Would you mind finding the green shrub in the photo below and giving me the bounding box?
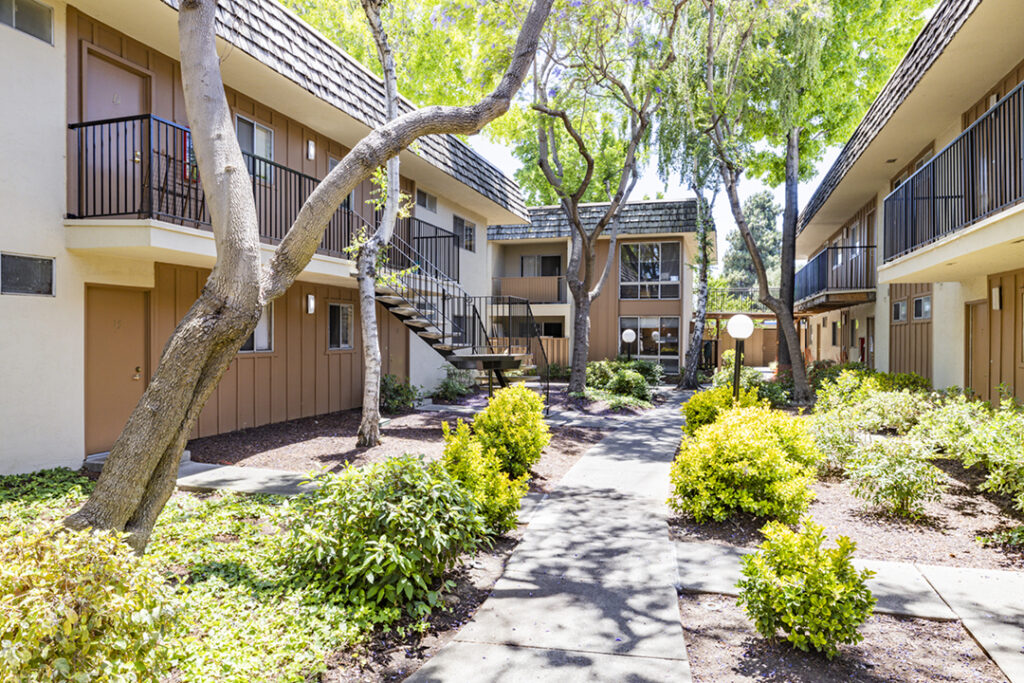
[847,438,946,518]
[712,349,764,392]
[441,419,528,534]
[738,518,875,659]
[757,380,791,408]
[284,455,485,617]
[807,361,873,392]
[808,411,863,474]
[874,371,931,393]
[669,406,820,523]
[855,390,932,434]
[964,400,1024,511]
[815,370,877,413]
[607,368,651,401]
[473,384,550,479]
[911,394,991,459]
[0,523,176,681]
[681,384,763,437]
[617,357,665,385]
[587,358,664,389]
[543,362,571,380]
[585,359,617,389]
[433,366,476,403]
[380,374,418,414]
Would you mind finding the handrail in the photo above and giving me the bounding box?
[795,245,876,302]
[705,287,779,314]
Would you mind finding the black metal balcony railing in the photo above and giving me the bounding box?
[68,114,459,280]
[884,81,1024,261]
[705,287,779,314]
[795,246,876,302]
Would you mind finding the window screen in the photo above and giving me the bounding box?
[913,295,931,320]
[328,303,353,349]
[1,253,54,295]
[1,0,53,43]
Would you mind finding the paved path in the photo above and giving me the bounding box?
[675,539,1024,682]
[408,394,692,683]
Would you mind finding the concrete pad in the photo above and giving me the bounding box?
[918,564,1024,682]
[525,487,669,539]
[406,641,691,683]
[505,530,677,584]
[175,465,313,496]
[455,571,687,661]
[674,540,957,621]
[517,490,547,525]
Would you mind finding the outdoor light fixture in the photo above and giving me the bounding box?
[621,328,637,361]
[307,139,316,160]
[992,287,1002,310]
[306,293,316,315]
[726,314,754,401]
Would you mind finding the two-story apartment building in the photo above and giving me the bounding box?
[798,0,1024,403]
[0,0,528,474]
[489,200,703,374]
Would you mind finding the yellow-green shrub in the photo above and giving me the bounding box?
[669,407,820,523]
[442,419,528,534]
[0,523,175,682]
[682,385,763,436]
[473,384,550,479]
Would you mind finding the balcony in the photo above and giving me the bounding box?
[705,287,779,316]
[884,82,1024,263]
[795,246,876,312]
[67,114,459,280]
[492,275,567,304]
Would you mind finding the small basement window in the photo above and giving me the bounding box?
[328,302,353,350]
[240,304,273,352]
[0,253,54,295]
[0,0,53,44]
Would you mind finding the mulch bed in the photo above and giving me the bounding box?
[679,593,1007,683]
[670,461,1024,571]
[434,384,666,416]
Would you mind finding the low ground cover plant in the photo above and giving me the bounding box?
[473,384,550,478]
[961,398,1024,511]
[606,368,651,402]
[681,384,762,436]
[808,410,864,475]
[587,358,663,391]
[432,365,476,403]
[855,389,932,435]
[738,518,875,659]
[542,362,571,380]
[380,374,419,413]
[910,392,991,459]
[669,406,820,523]
[847,437,946,518]
[441,419,528,534]
[712,350,790,407]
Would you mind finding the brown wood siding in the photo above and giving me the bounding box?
[889,283,932,379]
[819,199,877,252]
[588,237,685,363]
[151,263,408,440]
[975,268,1024,403]
[963,58,1024,128]
[66,7,410,227]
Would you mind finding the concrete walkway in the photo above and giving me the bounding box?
[408,394,692,683]
[675,539,1024,682]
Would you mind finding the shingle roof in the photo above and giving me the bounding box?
[160,0,527,220]
[798,0,981,232]
[488,200,698,240]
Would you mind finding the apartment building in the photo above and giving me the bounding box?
[798,0,1024,402]
[0,0,529,474]
[488,200,702,374]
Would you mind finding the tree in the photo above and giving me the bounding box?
[490,0,685,394]
[63,0,554,551]
[722,190,780,289]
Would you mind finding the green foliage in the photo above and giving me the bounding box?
[807,360,871,392]
[669,406,820,523]
[681,384,763,437]
[808,410,863,475]
[543,362,572,380]
[757,380,792,409]
[473,384,550,479]
[284,455,486,617]
[855,390,933,435]
[712,349,765,392]
[586,359,618,389]
[847,438,946,519]
[433,365,476,403]
[575,387,654,411]
[607,368,652,402]
[814,369,877,413]
[616,357,665,385]
[960,400,1024,511]
[0,523,176,682]
[910,393,991,460]
[722,190,781,288]
[873,371,932,393]
[738,518,875,659]
[380,373,418,414]
[441,419,528,534]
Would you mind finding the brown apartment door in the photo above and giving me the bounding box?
[84,50,150,120]
[966,300,990,401]
[85,286,149,455]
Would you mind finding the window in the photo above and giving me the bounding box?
[0,0,53,43]
[619,316,680,373]
[892,300,907,323]
[0,253,54,295]
[328,303,353,350]
[416,190,437,212]
[236,116,274,182]
[913,295,932,320]
[542,321,563,337]
[831,321,839,346]
[327,158,354,210]
[240,304,273,352]
[619,242,680,299]
[453,215,476,252]
[521,255,561,277]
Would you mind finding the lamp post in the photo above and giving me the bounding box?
[621,329,637,361]
[726,314,754,401]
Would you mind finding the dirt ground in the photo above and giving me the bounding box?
[679,593,1007,683]
[670,460,1024,570]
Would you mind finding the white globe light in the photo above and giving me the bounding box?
[621,329,637,344]
[651,331,661,342]
[727,314,755,340]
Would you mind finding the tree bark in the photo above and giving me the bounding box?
[567,237,595,395]
[681,197,711,389]
[64,0,555,551]
[777,126,800,374]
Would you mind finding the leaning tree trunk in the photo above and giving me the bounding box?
[681,200,711,389]
[777,127,800,375]
[63,0,555,551]
[568,286,593,395]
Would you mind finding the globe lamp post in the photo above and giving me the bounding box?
[726,314,755,401]
[621,328,637,361]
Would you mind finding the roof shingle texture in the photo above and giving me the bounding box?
[798,0,981,232]
[161,0,527,220]
[489,200,698,240]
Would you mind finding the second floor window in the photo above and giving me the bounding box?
[416,190,437,212]
[236,116,274,182]
[521,255,561,277]
[453,215,476,252]
[619,242,680,299]
[1,0,53,44]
